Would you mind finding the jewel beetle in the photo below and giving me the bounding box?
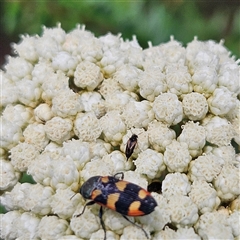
[125,133,138,161]
[74,172,157,239]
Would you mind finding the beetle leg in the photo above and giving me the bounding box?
[74,200,95,217]
[122,215,149,239]
[99,206,106,240]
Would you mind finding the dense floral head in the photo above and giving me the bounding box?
[0,24,239,239]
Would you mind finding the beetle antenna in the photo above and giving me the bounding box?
[74,201,95,218]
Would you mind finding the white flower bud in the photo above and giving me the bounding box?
[10,142,40,172]
[13,35,38,62]
[79,37,103,62]
[165,61,192,96]
[182,92,208,120]
[178,121,206,157]
[31,60,55,85]
[158,36,186,63]
[103,209,133,234]
[228,211,240,237]
[120,225,149,240]
[208,87,236,116]
[16,212,41,239]
[81,91,105,114]
[195,211,233,239]
[0,118,23,151]
[52,51,78,72]
[71,207,100,238]
[0,74,18,107]
[91,229,118,240]
[104,91,139,112]
[213,164,240,202]
[100,48,124,76]
[100,110,126,146]
[36,215,72,239]
[74,61,103,90]
[189,180,221,213]
[188,153,223,182]
[2,104,33,128]
[138,66,167,101]
[0,210,22,239]
[50,155,80,191]
[34,103,54,123]
[1,182,54,215]
[16,78,42,107]
[102,151,132,173]
[62,139,90,170]
[122,100,154,128]
[4,56,33,81]
[51,188,82,219]
[89,139,112,160]
[162,173,191,198]
[218,61,240,94]
[45,116,73,144]
[52,89,83,118]
[99,78,122,99]
[152,93,183,125]
[28,152,53,185]
[23,123,49,151]
[134,149,165,179]
[74,112,102,142]
[192,66,218,97]
[167,195,199,227]
[41,70,69,103]
[0,159,20,190]
[35,35,60,60]
[42,24,66,44]
[148,121,176,152]
[203,116,235,146]
[113,64,142,92]
[164,140,192,173]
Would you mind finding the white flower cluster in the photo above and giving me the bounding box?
[1,24,239,239]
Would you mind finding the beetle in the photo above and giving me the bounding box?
[125,133,138,161]
[74,172,157,239]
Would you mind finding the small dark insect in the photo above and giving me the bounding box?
[125,133,138,161]
[74,172,157,240]
[147,181,162,194]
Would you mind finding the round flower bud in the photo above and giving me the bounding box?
[45,117,73,144]
[152,93,183,126]
[74,112,102,142]
[182,92,208,120]
[74,61,103,90]
[164,140,192,173]
[0,159,20,190]
[10,142,40,172]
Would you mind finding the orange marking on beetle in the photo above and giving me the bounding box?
[138,189,149,199]
[101,176,110,183]
[91,189,102,199]
[128,201,145,216]
[106,193,121,211]
[115,181,128,191]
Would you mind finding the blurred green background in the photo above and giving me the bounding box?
[0,0,239,66]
